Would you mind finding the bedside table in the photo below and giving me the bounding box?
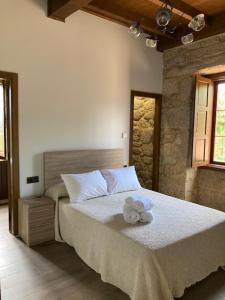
[18,196,55,246]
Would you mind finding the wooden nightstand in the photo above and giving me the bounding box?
[18,196,55,246]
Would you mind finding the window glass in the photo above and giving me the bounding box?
[213,82,225,163]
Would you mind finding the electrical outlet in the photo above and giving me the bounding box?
[27,176,39,184]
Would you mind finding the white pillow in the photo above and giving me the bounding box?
[61,170,108,203]
[101,166,141,194]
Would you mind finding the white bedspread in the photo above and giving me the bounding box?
[55,188,225,300]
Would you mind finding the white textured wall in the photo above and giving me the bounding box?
[0,0,163,196]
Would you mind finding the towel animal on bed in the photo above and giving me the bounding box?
[123,194,153,224]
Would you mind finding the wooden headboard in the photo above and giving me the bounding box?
[44,149,124,190]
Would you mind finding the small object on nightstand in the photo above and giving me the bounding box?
[18,196,55,246]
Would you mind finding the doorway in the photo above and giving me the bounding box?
[0,71,19,235]
[129,91,161,191]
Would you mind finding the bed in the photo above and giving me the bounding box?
[44,149,225,300]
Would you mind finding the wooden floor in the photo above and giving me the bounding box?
[0,205,225,300]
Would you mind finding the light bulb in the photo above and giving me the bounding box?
[155,7,172,27]
[181,33,194,45]
[146,37,158,48]
[128,22,142,38]
[188,14,205,32]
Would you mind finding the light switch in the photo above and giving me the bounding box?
[27,176,39,184]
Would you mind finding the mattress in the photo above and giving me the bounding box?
[57,188,225,300]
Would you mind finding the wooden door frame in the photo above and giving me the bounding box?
[129,90,161,191]
[0,71,19,235]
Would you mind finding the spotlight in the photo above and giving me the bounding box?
[188,14,205,32]
[128,22,143,38]
[155,5,172,27]
[181,33,194,45]
[145,36,158,48]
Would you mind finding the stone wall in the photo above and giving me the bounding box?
[160,33,225,212]
[132,97,155,189]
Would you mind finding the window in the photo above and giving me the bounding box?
[192,75,225,168]
[212,82,225,164]
[0,82,6,159]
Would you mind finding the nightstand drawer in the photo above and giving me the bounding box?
[29,219,54,232]
[29,206,54,223]
[29,228,55,246]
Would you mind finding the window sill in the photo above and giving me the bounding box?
[200,164,225,172]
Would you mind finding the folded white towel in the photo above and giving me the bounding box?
[140,211,153,223]
[125,194,153,213]
[123,208,140,224]
[123,203,140,224]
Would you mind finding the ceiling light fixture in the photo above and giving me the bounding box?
[128,3,206,49]
[188,14,205,32]
[128,22,143,38]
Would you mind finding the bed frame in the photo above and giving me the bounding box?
[44,149,124,190]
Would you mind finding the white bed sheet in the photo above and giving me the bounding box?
[57,188,225,300]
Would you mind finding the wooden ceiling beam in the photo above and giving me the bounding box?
[48,0,93,22]
[82,0,175,40]
[158,12,225,51]
[148,0,201,21]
